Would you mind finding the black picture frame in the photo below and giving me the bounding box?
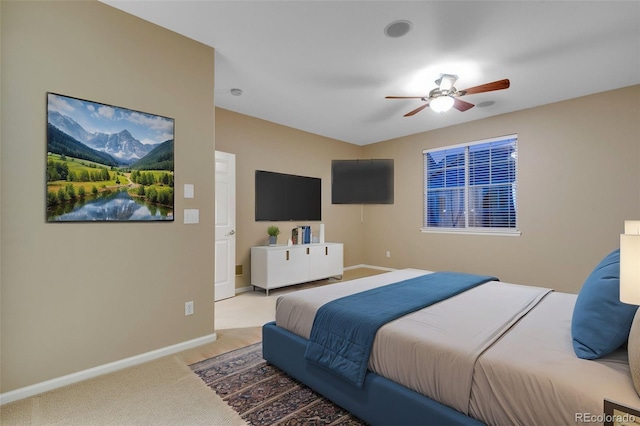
[603,399,640,426]
[46,93,175,222]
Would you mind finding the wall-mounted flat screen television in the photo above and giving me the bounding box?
[331,159,394,204]
[255,170,321,221]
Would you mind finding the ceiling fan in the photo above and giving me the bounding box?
[386,74,510,116]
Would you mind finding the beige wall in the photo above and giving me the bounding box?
[214,108,364,289]
[1,1,215,393]
[362,86,640,293]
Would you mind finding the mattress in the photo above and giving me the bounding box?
[274,269,640,426]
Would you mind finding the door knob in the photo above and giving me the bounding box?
[227,230,235,236]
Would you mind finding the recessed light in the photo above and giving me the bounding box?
[384,20,412,38]
[230,88,243,96]
[476,101,495,108]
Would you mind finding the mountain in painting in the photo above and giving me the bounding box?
[48,111,155,165]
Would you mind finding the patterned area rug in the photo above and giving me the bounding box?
[190,342,367,426]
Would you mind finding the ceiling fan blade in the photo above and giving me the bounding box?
[386,96,427,99]
[453,98,474,112]
[404,103,429,117]
[460,79,510,95]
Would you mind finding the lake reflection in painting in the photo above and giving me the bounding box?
[49,191,173,222]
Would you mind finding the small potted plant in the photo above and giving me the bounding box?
[267,225,280,245]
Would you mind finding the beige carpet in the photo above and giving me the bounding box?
[1,267,386,425]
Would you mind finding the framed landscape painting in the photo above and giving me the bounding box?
[46,93,174,222]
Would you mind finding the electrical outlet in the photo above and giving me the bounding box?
[386,251,391,258]
[185,301,194,316]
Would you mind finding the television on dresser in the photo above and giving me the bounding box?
[331,159,394,204]
[255,170,322,221]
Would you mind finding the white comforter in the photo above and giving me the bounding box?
[274,269,640,426]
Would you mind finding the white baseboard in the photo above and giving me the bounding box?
[344,264,396,272]
[0,332,218,406]
[236,285,254,294]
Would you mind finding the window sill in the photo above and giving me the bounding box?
[420,227,521,237]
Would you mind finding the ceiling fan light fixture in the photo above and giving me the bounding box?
[430,95,455,113]
[436,74,457,92]
[386,77,509,117]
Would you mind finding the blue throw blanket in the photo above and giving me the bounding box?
[304,271,498,388]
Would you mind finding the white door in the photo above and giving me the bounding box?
[214,151,236,301]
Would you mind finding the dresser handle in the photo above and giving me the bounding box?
[286,250,289,261]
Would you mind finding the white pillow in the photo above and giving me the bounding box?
[628,308,640,397]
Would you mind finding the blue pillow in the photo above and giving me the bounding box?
[572,249,638,359]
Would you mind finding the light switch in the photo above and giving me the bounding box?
[184,184,194,199]
[184,209,199,224]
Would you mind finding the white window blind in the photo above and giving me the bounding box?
[423,134,519,235]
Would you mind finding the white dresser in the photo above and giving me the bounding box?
[250,243,343,295]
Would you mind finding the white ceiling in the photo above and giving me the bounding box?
[101,1,640,146]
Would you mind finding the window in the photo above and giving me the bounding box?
[423,134,519,235]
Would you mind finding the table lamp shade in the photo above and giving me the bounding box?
[620,221,640,397]
[621,220,640,305]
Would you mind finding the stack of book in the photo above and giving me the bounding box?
[291,226,311,244]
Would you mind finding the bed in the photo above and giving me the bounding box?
[262,261,640,426]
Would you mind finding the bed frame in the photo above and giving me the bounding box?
[262,321,484,426]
